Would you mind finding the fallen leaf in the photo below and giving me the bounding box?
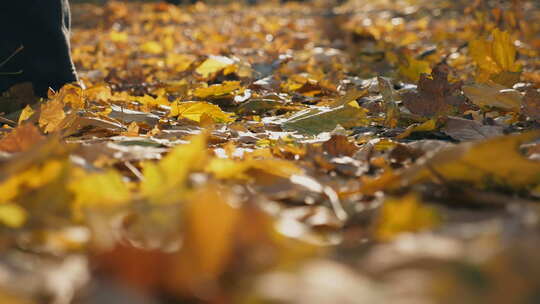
[398,55,431,83]
[283,104,369,135]
[18,105,35,124]
[141,133,208,203]
[195,56,234,79]
[0,123,44,153]
[375,193,440,241]
[182,185,242,279]
[401,64,467,117]
[322,135,358,157]
[442,116,503,141]
[396,119,437,139]
[69,169,131,219]
[399,131,540,189]
[169,101,235,123]
[378,77,399,128]
[469,28,521,85]
[462,82,522,111]
[521,88,540,121]
[193,81,241,99]
[39,99,66,133]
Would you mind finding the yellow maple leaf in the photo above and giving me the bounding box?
[375,194,440,241]
[169,101,235,123]
[39,99,66,133]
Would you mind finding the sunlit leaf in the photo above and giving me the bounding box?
[192,81,241,99]
[195,56,234,79]
[169,101,235,123]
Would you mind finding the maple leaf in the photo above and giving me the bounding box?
[39,99,66,133]
[169,101,235,123]
[401,64,467,117]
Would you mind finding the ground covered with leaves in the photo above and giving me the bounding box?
[1,0,540,303]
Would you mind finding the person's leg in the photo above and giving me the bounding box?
[0,0,78,97]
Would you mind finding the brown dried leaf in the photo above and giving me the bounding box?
[401,64,467,117]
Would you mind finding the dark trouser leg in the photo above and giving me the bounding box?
[0,0,78,98]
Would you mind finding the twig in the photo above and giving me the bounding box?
[0,116,17,127]
[0,45,24,69]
